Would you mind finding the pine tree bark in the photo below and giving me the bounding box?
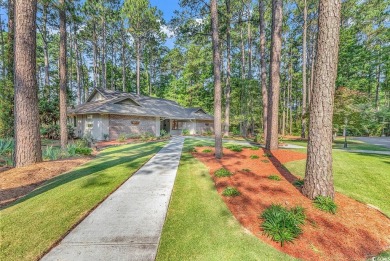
[42,2,50,96]
[303,0,341,200]
[210,0,222,159]
[59,0,68,149]
[223,0,231,137]
[301,0,308,138]
[266,0,283,150]
[121,21,126,92]
[0,14,5,79]
[136,37,141,95]
[101,17,107,89]
[93,23,98,89]
[74,25,82,105]
[259,0,268,142]
[14,0,42,167]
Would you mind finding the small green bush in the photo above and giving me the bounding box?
[202,149,212,153]
[250,155,259,159]
[214,168,232,177]
[195,144,204,147]
[75,147,93,156]
[117,133,127,142]
[261,159,270,163]
[222,187,241,197]
[313,196,337,214]
[263,153,273,157]
[260,204,305,246]
[242,168,251,172]
[185,146,197,153]
[43,146,61,161]
[250,146,259,150]
[254,134,264,143]
[293,179,304,188]
[268,175,281,181]
[225,144,243,152]
[66,143,77,157]
[182,129,190,135]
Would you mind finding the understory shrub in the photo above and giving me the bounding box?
[263,153,273,157]
[268,175,281,181]
[260,204,306,246]
[250,146,260,150]
[117,133,127,142]
[224,144,243,152]
[202,149,212,153]
[75,147,93,156]
[313,196,337,214]
[182,129,190,135]
[214,168,232,177]
[0,138,14,166]
[185,146,197,153]
[222,187,241,197]
[141,132,155,141]
[254,133,264,143]
[293,179,304,188]
[250,155,259,159]
[43,146,61,161]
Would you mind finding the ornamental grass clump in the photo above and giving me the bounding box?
[313,196,337,214]
[222,187,240,197]
[250,155,259,159]
[260,204,306,246]
[214,168,232,177]
[268,175,281,181]
[293,179,304,188]
[202,149,212,153]
[224,144,243,152]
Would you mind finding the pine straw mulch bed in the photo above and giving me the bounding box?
[192,147,390,261]
[0,157,92,208]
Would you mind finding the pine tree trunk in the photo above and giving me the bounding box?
[266,0,283,150]
[0,14,6,79]
[301,0,308,138]
[259,0,268,142]
[14,0,42,167]
[223,0,231,137]
[375,64,381,111]
[101,17,106,89]
[303,0,341,200]
[136,37,140,95]
[93,23,98,89]
[121,21,126,92]
[59,0,68,149]
[74,25,82,105]
[210,0,222,159]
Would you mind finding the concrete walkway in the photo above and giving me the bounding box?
[41,137,184,261]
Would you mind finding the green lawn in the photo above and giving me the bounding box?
[0,141,166,261]
[284,151,390,216]
[156,140,294,261]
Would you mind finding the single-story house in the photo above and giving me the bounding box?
[68,88,214,140]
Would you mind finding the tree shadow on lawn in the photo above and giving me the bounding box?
[1,143,165,210]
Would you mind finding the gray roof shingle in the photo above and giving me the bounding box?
[68,89,214,120]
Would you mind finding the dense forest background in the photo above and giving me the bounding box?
[0,0,389,139]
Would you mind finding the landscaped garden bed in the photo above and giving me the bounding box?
[192,146,390,260]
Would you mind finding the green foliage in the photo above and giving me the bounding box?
[75,147,93,156]
[293,179,304,188]
[224,144,243,152]
[182,129,190,135]
[214,168,232,178]
[222,187,241,197]
[195,144,204,147]
[313,196,337,214]
[268,175,281,181]
[43,146,61,161]
[160,129,169,138]
[254,134,264,143]
[0,138,14,166]
[260,204,305,246]
[66,143,77,157]
[118,133,127,142]
[202,149,212,153]
[250,146,260,150]
[263,153,273,157]
[242,168,251,172]
[250,155,259,159]
[141,132,155,141]
[103,134,109,141]
[185,146,197,153]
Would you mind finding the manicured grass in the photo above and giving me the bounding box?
[156,141,294,261]
[0,141,166,261]
[284,151,390,216]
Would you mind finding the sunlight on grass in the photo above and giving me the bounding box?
[284,151,390,216]
[0,141,166,261]
[156,140,294,261]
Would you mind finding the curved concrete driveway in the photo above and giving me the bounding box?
[41,137,184,261]
[353,137,390,149]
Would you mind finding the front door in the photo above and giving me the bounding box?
[161,119,170,134]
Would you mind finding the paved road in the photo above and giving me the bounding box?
[41,137,184,261]
[353,137,390,149]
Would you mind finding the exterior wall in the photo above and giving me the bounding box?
[74,114,108,141]
[195,120,214,134]
[109,115,158,140]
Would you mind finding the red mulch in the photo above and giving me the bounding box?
[193,147,390,261]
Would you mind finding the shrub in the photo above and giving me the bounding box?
[232,128,240,136]
[250,155,259,159]
[222,187,241,197]
[0,138,14,166]
[214,168,232,177]
[242,168,251,172]
[293,179,304,188]
[103,134,109,141]
[195,144,204,147]
[66,143,77,157]
[185,146,197,153]
[263,153,273,158]
[118,133,127,142]
[203,130,213,136]
[202,149,212,153]
[160,129,169,138]
[278,136,284,144]
[225,144,243,152]
[313,196,337,214]
[268,175,281,181]
[82,133,95,147]
[250,146,259,150]
[75,147,93,156]
[260,204,305,246]
[43,146,61,161]
[254,133,264,143]
[141,132,155,141]
[182,129,190,135]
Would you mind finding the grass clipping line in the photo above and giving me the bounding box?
[260,204,306,247]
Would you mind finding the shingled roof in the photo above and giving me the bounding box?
[68,88,214,120]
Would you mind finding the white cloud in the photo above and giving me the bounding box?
[161,25,175,38]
